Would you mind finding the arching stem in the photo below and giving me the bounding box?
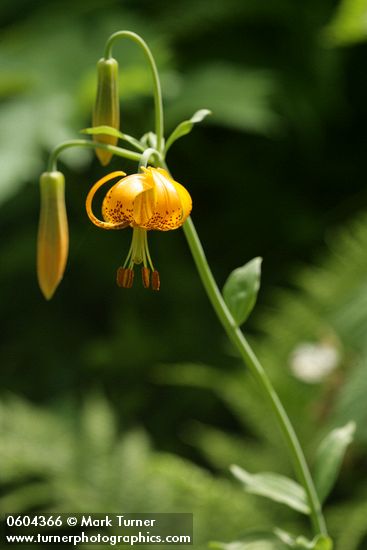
[47,139,141,172]
[104,31,164,155]
[138,147,161,171]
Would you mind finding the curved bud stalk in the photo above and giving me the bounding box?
[37,172,69,300]
[93,57,120,165]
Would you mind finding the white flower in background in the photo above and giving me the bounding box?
[289,341,340,383]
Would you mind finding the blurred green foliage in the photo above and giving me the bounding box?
[1,0,367,549]
[324,0,367,45]
[0,395,272,549]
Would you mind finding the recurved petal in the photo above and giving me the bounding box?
[37,171,69,300]
[86,171,129,229]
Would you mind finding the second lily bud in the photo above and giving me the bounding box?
[37,171,69,300]
[93,57,120,166]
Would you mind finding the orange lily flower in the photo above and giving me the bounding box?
[86,166,192,289]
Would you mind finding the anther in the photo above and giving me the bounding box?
[141,267,150,289]
[116,267,134,288]
[151,270,160,291]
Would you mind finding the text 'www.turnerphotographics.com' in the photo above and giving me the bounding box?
[3,513,193,546]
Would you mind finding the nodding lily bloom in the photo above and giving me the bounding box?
[86,166,192,290]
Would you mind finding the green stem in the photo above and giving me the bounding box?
[104,31,164,155]
[181,215,327,536]
[47,139,141,172]
[138,147,161,171]
[158,153,326,537]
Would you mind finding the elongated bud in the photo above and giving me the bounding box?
[93,57,120,166]
[37,172,69,300]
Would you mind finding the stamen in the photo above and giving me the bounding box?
[151,270,160,291]
[120,229,157,289]
[116,267,134,288]
[141,267,150,288]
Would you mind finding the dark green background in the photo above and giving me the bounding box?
[1,1,367,549]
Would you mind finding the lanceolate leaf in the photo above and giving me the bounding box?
[210,535,281,550]
[313,421,356,503]
[81,126,144,151]
[210,542,278,550]
[223,258,262,326]
[274,528,333,549]
[230,465,310,515]
[306,535,333,550]
[165,109,211,153]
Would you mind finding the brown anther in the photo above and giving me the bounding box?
[116,267,134,288]
[141,267,150,289]
[151,270,160,291]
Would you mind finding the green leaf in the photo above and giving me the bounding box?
[210,542,278,550]
[296,535,333,550]
[323,0,367,46]
[223,257,262,326]
[313,421,356,503]
[210,533,281,550]
[273,528,296,547]
[140,131,159,149]
[231,465,310,514]
[81,125,144,151]
[274,528,333,549]
[165,108,211,153]
[311,536,333,550]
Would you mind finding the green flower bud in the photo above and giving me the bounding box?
[93,57,120,166]
[37,171,69,300]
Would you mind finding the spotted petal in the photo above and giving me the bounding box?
[102,172,155,226]
[139,167,192,231]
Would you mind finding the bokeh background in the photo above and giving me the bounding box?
[1,0,367,548]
